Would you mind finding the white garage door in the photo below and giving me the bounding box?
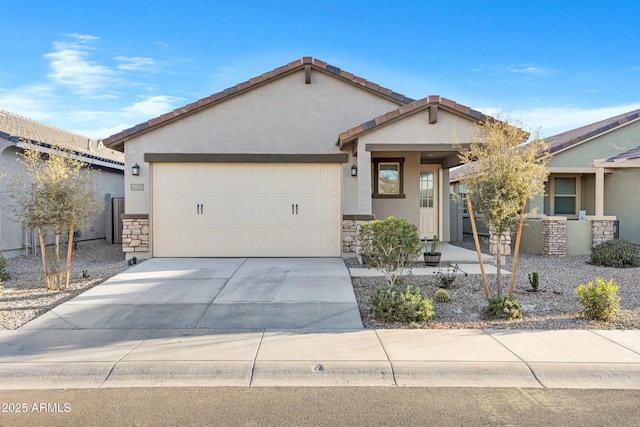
[152,163,342,257]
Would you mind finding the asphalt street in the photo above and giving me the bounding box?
[1,387,639,426]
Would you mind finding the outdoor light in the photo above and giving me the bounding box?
[351,164,358,177]
[132,163,140,176]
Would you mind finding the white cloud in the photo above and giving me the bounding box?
[122,95,181,117]
[509,66,543,74]
[115,56,158,71]
[0,84,59,121]
[44,35,117,96]
[481,104,640,138]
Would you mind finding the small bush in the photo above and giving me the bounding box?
[437,264,459,288]
[0,250,9,282]
[358,217,422,287]
[370,285,434,322]
[589,239,640,268]
[485,295,523,320]
[434,289,450,303]
[576,278,620,321]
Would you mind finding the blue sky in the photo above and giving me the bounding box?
[1,0,639,140]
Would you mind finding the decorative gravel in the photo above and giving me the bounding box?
[351,239,640,330]
[0,240,131,330]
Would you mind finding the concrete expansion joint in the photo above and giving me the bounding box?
[99,329,156,388]
[482,330,547,388]
[374,329,397,386]
[248,330,266,387]
[589,330,640,357]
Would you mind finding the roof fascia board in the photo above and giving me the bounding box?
[15,140,125,170]
[339,102,485,149]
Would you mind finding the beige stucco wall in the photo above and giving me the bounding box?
[123,69,402,216]
[0,139,124,258]
[370,151,421,227]
[357,108,476,145]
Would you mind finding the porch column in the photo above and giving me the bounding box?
[357,142,372,215]
[595,166,605,216]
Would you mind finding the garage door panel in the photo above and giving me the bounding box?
[153,163,341,257]
[202,165,227,193]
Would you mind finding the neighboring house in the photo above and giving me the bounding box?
[0,110,125,258]
[451,109,640,255]
[103,57,492,259]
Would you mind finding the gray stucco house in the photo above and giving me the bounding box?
[0,110,125,258]
[104,57,493,259]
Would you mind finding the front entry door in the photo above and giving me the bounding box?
[419,168,439,240]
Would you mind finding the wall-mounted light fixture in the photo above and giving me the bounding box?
[132,163,140,176]
[350,164,358,177]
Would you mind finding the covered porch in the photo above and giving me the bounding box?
[338,96,489,253]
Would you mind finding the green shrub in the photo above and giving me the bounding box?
[369,285,434,322]
[359,217,422,286]
[576,278,620,321]
[589,239,640,268]
[485,295,523,320]
[434,289,450,303]
[0,250,9,282]
[437,264,459,288]
[528,272,539,291]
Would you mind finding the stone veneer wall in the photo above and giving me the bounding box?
[122,214,149,254]
[542,216,567,257]
[342,216,373,253]
[591,219,615,246]
[489,228,511,257]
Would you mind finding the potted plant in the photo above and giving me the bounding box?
[424,235,441,266]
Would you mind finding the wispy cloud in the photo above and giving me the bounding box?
[44,34,117,96]
[123,95,181,117]
[508,66,544,74]
[481,104,640,138]
[472,64,555,76]
[115,56,158,71]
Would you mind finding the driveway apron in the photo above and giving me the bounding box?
[20,258,364,330]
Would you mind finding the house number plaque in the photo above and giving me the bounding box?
[130,184,144,191]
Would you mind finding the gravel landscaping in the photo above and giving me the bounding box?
[0,240,130,330]
[351,237,640,330]
[1,237,639,331]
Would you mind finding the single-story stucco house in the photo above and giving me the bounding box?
[103,57,493,259]
[0,110,125,258]
[451,108,640,256]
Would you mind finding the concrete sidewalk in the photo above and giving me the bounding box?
[1,328,639,389]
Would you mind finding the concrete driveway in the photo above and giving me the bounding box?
[22,258,364,330]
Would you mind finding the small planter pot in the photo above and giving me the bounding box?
[424,252,441,267]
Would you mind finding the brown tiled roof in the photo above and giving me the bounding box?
[337,95,491,147]
[606,145,640,162]
[546,109,640,155]
[0,110,124,165]
[103,57,416,150]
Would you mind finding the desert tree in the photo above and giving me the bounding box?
[457,116,549,297]
[8,140,103,289]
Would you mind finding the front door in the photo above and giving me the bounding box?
[419,168,439,240]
